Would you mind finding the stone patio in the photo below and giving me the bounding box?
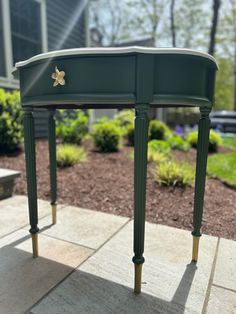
[0,196,235,314]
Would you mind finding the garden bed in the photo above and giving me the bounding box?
[0,140,236,241]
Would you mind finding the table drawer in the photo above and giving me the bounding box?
[20,55,136,102]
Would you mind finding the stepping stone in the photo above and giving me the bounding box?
[0,168,20,200]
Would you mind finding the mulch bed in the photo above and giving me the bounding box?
[0,140,236,241]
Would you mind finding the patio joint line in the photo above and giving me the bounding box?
[26,217,132,313]
[38,232,96,251]
[211,283,236,294]
[76,217,132,269]
[79,217,133,267]
[201,237,220,314]
[0,199,67,241]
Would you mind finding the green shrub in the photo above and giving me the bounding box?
[149,120,172,141]
[148,140,170,163]
[148,151,168,163]
[56,109,88,144]
[114,109,134,128]
[126,123,135,146]
[57,144,87,167]
[148,140,171,154]
[0,89,23,152]
[114,110,135,138]
[154,161,195,187]
[92,121,121,152]
[168,135,190,151]
[187,130,222,152]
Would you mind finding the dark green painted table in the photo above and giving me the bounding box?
[14,47,218,294]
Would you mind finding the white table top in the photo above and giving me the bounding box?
[15,46,218,68]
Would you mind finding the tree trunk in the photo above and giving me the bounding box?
[170,0,176,47]
[208,0,221,56]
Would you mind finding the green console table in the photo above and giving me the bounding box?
[14,47,218,294]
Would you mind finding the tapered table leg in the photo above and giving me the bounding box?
[48,109,57,225]
[23,107,39,257]
[132,104,149,294]
[192,107,211,262]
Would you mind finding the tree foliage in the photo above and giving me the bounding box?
[216,0,236,109]
[215,58,234,110]
[89,0,235,111]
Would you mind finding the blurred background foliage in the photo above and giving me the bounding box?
[90,0,236,111]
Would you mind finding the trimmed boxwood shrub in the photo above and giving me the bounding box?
[92,121,121,152]
[148,139,171,154]
[0,89,23,152]
[126,123,135,146]
[168,134,190,151]
[114,110,134,128]
[56,109,88,144]
[187,130,222,152]
[149,120,172,141]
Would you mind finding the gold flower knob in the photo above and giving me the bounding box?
[51,66,65,87]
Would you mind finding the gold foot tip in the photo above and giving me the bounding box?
[52,204,57,225]
[31,233,39,258]
[192,236,200,263]
[134,263,142,294]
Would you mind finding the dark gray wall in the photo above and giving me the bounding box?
[46,0,86,51]
[34,0,87,138]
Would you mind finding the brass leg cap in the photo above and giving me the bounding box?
[134,264,143,294]
[32,233,38,258]
[52,204,57,225]
[192,236,200,262]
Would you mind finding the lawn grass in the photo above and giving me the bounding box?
[222,137,236,150]
[207,152,236,186]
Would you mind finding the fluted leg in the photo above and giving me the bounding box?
[192,107,211,262]
[48,109,57,225]
[133,104,149,294]
[23,107,39,257]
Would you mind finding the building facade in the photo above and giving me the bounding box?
[0,0,88,137]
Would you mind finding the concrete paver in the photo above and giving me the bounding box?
[30,222,218,314]
[0,228,93,314]
[206,286,236,314]
[213,238,236,291]
[0,196,235,314]
[38,205,129,249]
[0,196,61,238]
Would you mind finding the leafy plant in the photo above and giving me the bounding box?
[149,120,172,141]
[0,89,23,152]
[148,140,170,163]
[148,140,171,154]
[113,110,135,141]
[187,130,222,152]
[114,109,134,128]
[92,121,121,152]
[168,134,190,151]
[126,123,135,146]
[154,161,195,187]
[57,144,87,167]
[56,109,88,144]
[148,150,168,163]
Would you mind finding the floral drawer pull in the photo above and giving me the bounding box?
[51,66,65,87]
